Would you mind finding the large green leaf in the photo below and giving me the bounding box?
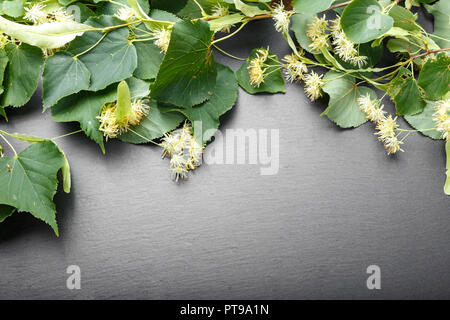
[67,15,138,91]
[418,53,450,101]
[42,52,91,110]
[119,101,185,144]
[0,16,89,49]
[0,49,9,95]
[150,19,216,108]
[0,43,44,108]
[388,5,420,32]
[321,71,374,128]
[292,0,334,14]
[0,204,15,223]
[404,100,443,140]
[341,0,394,44]
[291,13,318,54]
[236,48,285,94]
[0,140,66,235]
[161,64,238,145]
[425,1,450,49]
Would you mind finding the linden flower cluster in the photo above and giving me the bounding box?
[160,123,204,182]
[97,99,150,140]
[24,4,73,24]
[303,71,324,101]
[433,99,450,141]
[306,16,329,52]
[272,3,292,34]
[282,53,308,83]
[153,27,172,53]
[248,48,270,88]
[211,4,229,17]
[115,6,136,22]
[331,19,367,68]
[358,94,403,155]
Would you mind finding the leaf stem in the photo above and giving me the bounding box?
[212,44,247,61]
[409,47,450,60]
[211,21,248,44]
[127,128,161,147]
[0,131,17,157]
[74,32,107,58]
[51,130,83,141]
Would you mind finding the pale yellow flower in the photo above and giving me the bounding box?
[304,71,324,101]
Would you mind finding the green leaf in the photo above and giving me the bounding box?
[1,43,44,108]
[0,16,89,49]
[133,40,164,80]
[418,53,450,101]
[0,204,15,223]
[42,52,91,110]
[445,141,450,195]
[386,36,422,55]
[388,68,426,115]
[208,13,245,32]
[67,15,138,91]
[388,5,421,32]
[150,19,216,108]
[292,0,334,14]
[341,0,394,44]
[321,71,374,128]
[425,0,450,49]
[2,0,25,18]
[119,101,185,144]
[0,140,66,235]
[0,107,7,121]
[233,0,267,17]
[151,0,187,13]
[236,48,285,94]
[115,80,132,124]
[291,13,318,54]
[162,64,238,145]
[404,100,443,140]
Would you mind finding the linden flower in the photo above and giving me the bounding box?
[24,3,48,24]
[115,6,135,22]
[303,71,324,101]
[309,35,329,52]
[211,4,229,17]
[332,31,368,68]
[97,104,120,140]
[272,3,291,33]
[160,123,204,181]
[357,93,386,123]
[375,115,404,154]
[52,8,73,23]
[384,136,404,155]
[306,16,328,40]
[97,99,150,140]
[153,27,171,53]
[0,33,10,49]
[282,54,308,83]
[128,99,150,126]
[248,48,270,88]
[433,99,450,141]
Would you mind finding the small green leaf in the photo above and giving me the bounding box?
[418,53,450,101]
[119,101,185,144]
[42,52,91,110]
[115,80,132,124]
[133,40,164,80]
[388,5,420,32]
[404,101,443,140]
[321,70,374,128]
[0,204,15,223]
[2,0,25,18]
[233,0,267,17]
[150,20,216,108]
[0,131,46,143]
[0,107,7,121]
[0,140,66,235]
[388,68,426,115]
[67,16,138,92]
[236,48,285,94]
[1,43,44,108]
[425,1,450,49]
[445,141,450,195]
[0,49,9,95]
[292,0,334,14]
[341,0,394,44]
